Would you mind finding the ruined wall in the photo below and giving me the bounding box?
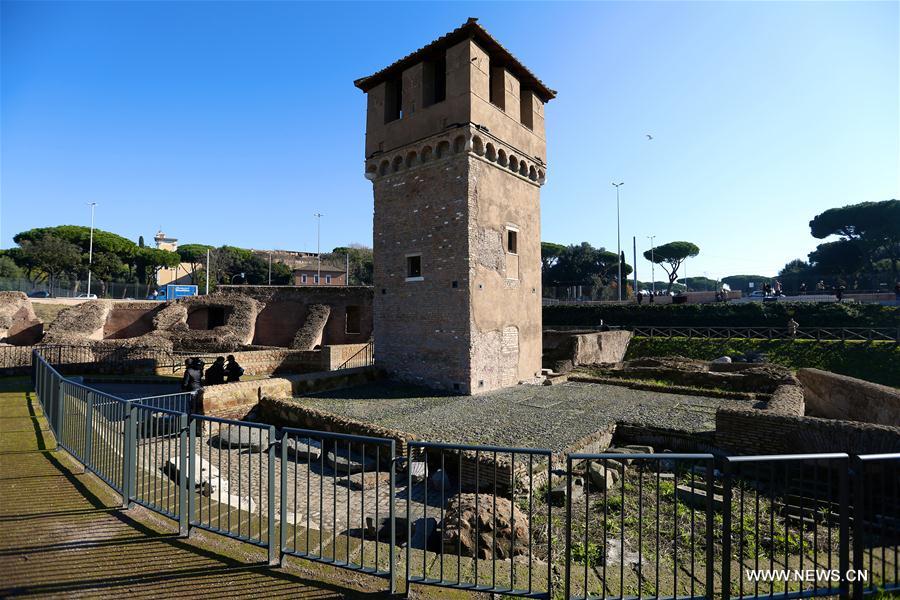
[798,368,900,426]
[372,150,473,392]
[102,302,162,340]
[716,408,900,455]
[218,286,373,348]
[0,292,43,345]
[543,330,633,371]
[42,300,111,345]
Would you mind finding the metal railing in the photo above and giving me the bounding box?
[30,351,900,598]
[630,326,900,343]
[335,341,375,370]
[565,453,717,599]
[406,441,553,598]
[280,428,396,594]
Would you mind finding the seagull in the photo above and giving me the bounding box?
[646,134,654,140]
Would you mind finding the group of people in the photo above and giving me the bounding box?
[180,355,244,392]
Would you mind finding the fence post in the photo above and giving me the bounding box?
[267,425,277,565]
[122,402,136,509]
[279,432,288,567]
[178,412,189,537]
[564,455,573,600]
[56,378,65,448]
[84,391,94,471]
[706,459,731,600]
[188,417,196,527]
[388,439,397,595]
[847,457,858,600]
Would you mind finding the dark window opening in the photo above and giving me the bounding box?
[208,306,227,328]
[345,306,361,334]
[490,66,505,110]
[520,90,534,129]
[507,229,518,254]
[406,255,422,279]
[385,77,402,123]
[424,54,447,107]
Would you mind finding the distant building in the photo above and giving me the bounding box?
[292,256,347,286]
[154,230,193,287]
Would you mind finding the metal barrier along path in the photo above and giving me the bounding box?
[406,441,553,598]
[564,453,717,600]
[279,428,396,594]
[853,454,900,598]
[133,392,194,414]
[131,403,189,534]
[188,415,278,563]
[721,453,851,600]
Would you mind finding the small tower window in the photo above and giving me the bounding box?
[490,66,506,110]
[301,274,308,283]
[385,77,402,123]
[406,254,423,280]
[325,275,332,284]
[520,89,534,129]
[424,53,446,107]
[507,228,518,254]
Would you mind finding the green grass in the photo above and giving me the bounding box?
[625,337,900,387]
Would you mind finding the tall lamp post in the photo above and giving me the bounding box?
[647,235,656,296]
[612,182,624,301]
[314,213,324,285]
[86,202,97,297]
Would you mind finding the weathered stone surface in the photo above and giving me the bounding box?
[798,368,900,426]
[0,292,42,345]
[281,437,322,461]
[442,493,530,559]
[548,476,584,505]
[291,304,331,350]
[326,448,376,474]
[212,427,271,452]
[712,356,732,364]
[587,462,620,490]
[165,455,220,491]
[344,471,392,491]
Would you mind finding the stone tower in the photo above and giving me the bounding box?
[355,18,555,394]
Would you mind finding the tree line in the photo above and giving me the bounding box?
[0,225,376,295]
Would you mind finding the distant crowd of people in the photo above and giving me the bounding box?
[180,355,244,392]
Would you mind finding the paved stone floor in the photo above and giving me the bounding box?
[292,381,750,451]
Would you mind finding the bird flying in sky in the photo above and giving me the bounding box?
[646,134,654,140]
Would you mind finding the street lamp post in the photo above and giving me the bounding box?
[314,213,324,285]
[86,202,97,297]
[647,235,656,296]
[612,182,624,301]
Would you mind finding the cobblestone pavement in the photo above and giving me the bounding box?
[291,381,750,451]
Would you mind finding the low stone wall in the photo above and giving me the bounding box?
[715,408,900,455]
[198,367,381,420]
[258,393,412,455]
[798,368,900,426]
[767,383,805,416]
[542,329,633,371]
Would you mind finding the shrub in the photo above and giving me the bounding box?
[543,302,899,329]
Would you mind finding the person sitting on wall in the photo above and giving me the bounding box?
[225,355,244,383]
[205,357,226,385]
[181,358,203,392]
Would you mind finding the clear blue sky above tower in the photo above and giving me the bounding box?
[2,1,897,279]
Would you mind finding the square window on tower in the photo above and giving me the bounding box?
[406,254,423,280]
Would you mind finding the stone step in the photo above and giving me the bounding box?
[676,484,724,511]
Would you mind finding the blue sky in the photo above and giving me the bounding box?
[2,1,897,279]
